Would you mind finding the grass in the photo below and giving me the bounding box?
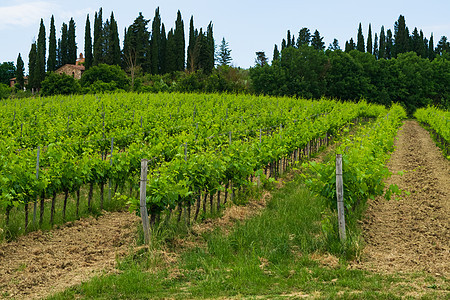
[47,176,449,299]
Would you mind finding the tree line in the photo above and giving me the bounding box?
[11,7,222,92]
[251,15,450,114]
[2,13,450,114]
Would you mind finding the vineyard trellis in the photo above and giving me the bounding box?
[0,92,387,237]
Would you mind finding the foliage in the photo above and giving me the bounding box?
[35,19,46,89]
[80,64,129,91]
[0,83,11,99]
[251,44,450,112]
[217,37,232,66]
[0,93,384,230]
[414,106,450,158]
[68,18,77,64]
[15,55,25,89]
[84,14,93,70]
[48,15,57,72]
[0,62,15,86]
[304,104,407,212]
[41,72,81,96]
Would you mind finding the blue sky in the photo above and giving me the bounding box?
[2,0,450,71]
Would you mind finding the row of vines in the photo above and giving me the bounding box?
[414,106,450,158]
[0,92,387,236]
[304,104,407,212]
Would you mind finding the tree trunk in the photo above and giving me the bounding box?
[209,193,214,214]
[194,193,201,221]
[50,191,57,225]
[217,189,221,212]
[100,183,104,210]
[88,182,94,212]
[39,192,45,226]
[63,189,69,221]
[76,188,80,218]
[202,192,207,215]
[24,202,29,231]
[224,182,229,204]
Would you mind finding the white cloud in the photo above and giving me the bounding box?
[0,1,58,29]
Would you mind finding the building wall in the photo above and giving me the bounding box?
[55,64,85,80]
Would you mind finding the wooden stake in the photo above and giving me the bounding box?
[33,146,40,226]
[139,159,151,245]
[336,154,346,242]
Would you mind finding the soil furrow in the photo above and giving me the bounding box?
[359,120,449,276]
[0,211,139,299]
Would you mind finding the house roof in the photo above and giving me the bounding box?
[57,64,85,71]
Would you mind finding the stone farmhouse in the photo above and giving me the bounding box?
[55,53,85,79]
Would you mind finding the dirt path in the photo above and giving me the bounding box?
[358,120,449,276]
[0,211,139,299]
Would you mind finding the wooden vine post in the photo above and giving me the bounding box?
[32,146,40,227]
[139,159,151,245]
[336,154,346,242]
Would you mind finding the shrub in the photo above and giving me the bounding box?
[81,64,129,91]
[41,72,81,96]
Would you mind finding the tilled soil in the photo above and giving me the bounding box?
[358,120,449,276]
[0,211,139,299]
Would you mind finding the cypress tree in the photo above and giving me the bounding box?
[193,28,209,72]
[187,16,196,72]
[311,30,325,50]
[57,38,61,67]
[273,44,280,62]
[93,8,104,65]
[60,23,69,65]
[123,13,150,72]
[345,41,350,52]
[379,26,386,59]
[150,7,161,74]
[428,34,435,60]
[287,30,292,47]
[418,30,427,58]
[367,23,373,54]
[160,23,167,74]
[297,28,310,47]
[357,23,365,52]
[373,33,379,59]
[16,53,25,89]
[411,27,423,57]
[28,42,37,90]
[166,29,176,72]
[108,12,121,65]
[386,29,393,59]
[205,22,215,74]
[48,15,57,71]
[393,15,409,57]
[35,19,46,88]
[68,18,77,64]
[281,39,287,50]
[84,14,93,69]
[174,10,185,71]
[103,19,111,62]
[345,38,356,52]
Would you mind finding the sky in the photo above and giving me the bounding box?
[2,0,450,72]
